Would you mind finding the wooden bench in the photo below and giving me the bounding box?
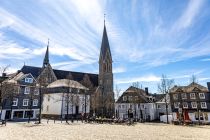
[0,120,6,126]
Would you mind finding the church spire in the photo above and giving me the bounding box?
[43,39,49,68]
[99,16,112,62]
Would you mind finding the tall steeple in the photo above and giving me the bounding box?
[99,16,112,62]
[43,39,49,68]
[98,15,114,117]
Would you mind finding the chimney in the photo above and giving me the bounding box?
[207,82,210,91]
[2,73,6,77]
[145,87,149,95]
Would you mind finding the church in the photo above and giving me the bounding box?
[18,23,115,118]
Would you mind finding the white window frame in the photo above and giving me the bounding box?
[183,102,188,109]
[190,93,196,99]
[174,102,180,108]
[25,78,33,83]
[173,94,178,100]
[23,99,29,106]
[24,87,30,94]
[33,99,38,106]
[123,96,127,101]
[199,93,205,99]
[191,102,197,108]
[12,98,18,106]
[201,102,207,109]
[181,93,187,99]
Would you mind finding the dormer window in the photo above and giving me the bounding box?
[25,78,33,83]
[199,93,205,99]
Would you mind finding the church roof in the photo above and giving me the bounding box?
[100,25,112,61]
[20,65,98,87]
[47,79,88,90]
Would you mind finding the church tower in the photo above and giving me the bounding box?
[98,20,114,117]
[37,40,57,86]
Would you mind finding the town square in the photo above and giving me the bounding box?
[1,0,210,139]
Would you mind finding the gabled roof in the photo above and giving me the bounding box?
[20,65,98,87]
[170,82,209,93]
[116,86,151,103]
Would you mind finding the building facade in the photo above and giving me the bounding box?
[115,86,157,121]
[170,82,210,123]
[42,79,90,119]
[0,72,39,120]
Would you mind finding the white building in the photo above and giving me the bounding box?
[42,79,90,119]
[115,86,157,121]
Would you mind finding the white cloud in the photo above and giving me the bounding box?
[116,74,161,84]
[113,67,126,73]
[173,0,204,31]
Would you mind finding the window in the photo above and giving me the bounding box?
[183,102,188,108]
[123,96,127,101]
[122,105,125,109]
[24,87,30,94]
[34,88,39,95]
[25,78,33,83]
[181,93,187,99]
[130,104,132,109]
[199,93,205,99]
[23,99,29,106]
[129,96,132,101]
[142,104,145,109]
[191,102,197,108]
[201,102,207,109]
[157,104,161,109]
[173,94,178,100]
[190,93,196,99]
[33,99,38,106]
[12,98,18,106]
[174,102,180,108]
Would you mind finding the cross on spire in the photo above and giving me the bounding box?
[104,13,106,25]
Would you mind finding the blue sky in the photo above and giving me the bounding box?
[0,0,210,94]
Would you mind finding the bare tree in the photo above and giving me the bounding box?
[158,74,174,124]
[80,74,93,118]
[132,82,143,121]
[115,85,121,118]
[27,83,38,123]
[0,82,18,120]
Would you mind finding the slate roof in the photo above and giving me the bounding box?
[20,65,98,87]
[116,86,151,103]
[170,82,209,93]
[99,25,112,61]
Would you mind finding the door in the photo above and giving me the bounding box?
[75,106,79,115]
[5,110,11,119]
